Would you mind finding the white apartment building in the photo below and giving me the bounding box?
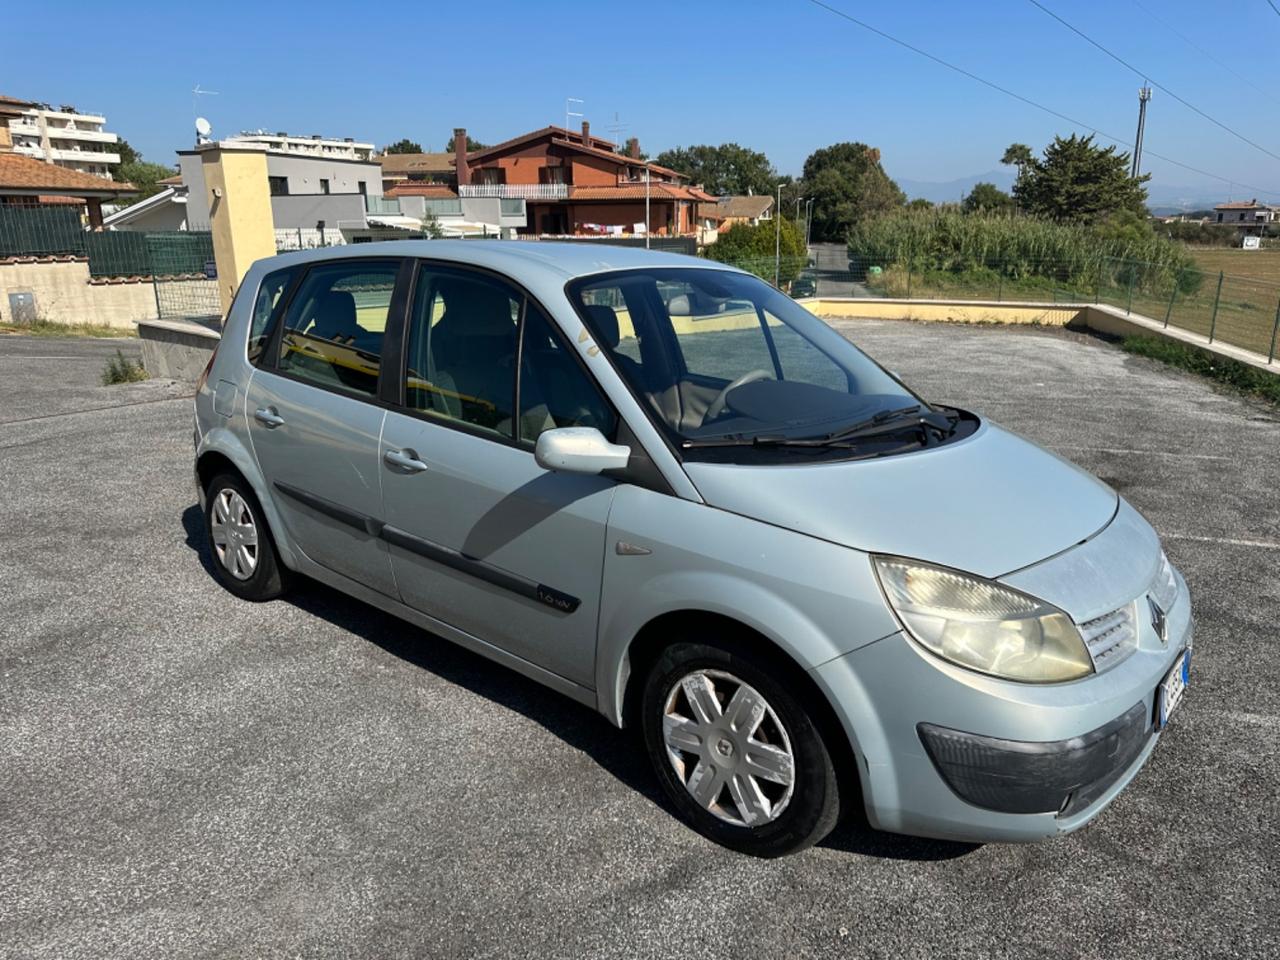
[7,103,122,179]
[226,131,375,162]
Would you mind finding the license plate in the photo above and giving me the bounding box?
[1157,650,1191,729]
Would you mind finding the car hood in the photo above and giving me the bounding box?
[682,421,1118,579]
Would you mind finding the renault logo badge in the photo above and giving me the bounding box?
[1148,597,1168,645]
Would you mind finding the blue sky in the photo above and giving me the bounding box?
[7,0,1279,202]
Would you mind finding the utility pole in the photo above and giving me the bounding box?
[804,199,813,250]
[1131,86,1152,178]
[774,182,782,286]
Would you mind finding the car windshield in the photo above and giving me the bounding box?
[568,267,939,461]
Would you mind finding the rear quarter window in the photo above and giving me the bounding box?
[247,266,298,365]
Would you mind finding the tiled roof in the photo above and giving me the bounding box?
[467,125,619,162]
[0,93,36,111]
[0,153,134,195]
[377,152,455,176]
[716,195,774,219]
[570,184,714,202]
[158,174,183,186]
[385,183,460,199]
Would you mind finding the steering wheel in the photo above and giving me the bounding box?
[705,369,773,421]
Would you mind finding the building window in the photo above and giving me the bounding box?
[474,168,505,186]
[319,179,330,195]
[269,176,289,196]
[539,166,567,185]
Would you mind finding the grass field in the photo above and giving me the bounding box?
[1187,248,1280,283]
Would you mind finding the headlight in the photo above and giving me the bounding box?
[1150,550,1178,611]
[873,557,1094,683]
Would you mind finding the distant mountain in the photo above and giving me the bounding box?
[894,169,1015,203]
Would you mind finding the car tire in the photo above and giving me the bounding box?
[203,472,289,602]
[641,639,841,857]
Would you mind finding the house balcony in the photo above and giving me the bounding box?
[47,127,118,144]
[459,183,568,200]
[8,120,40,136]
[48,147,120,164]
[365,196,402,215]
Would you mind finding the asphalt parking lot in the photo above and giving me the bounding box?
[2,323,1277,959]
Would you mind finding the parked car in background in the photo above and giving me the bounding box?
[194,242,1193,856]
[791,273,817,298]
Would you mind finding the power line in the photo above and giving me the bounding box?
[801,0,1280,199]
[1026,0,1280,164]
[1130,0,1280,108]
[1268,0,1280,19]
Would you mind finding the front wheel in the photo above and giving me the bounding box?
[641,640,841,857]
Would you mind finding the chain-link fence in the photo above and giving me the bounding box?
[713,250,1280,363]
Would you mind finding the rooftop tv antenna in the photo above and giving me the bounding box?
[192,83,220,128]
[606,112,629,150]
[565,97,583,131]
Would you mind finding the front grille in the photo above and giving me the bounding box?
[1080,602,1138,671]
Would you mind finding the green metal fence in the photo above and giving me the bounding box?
[0,206,220,321]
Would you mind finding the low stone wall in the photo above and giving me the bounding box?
[0,257,207,329]
[803,297,1083,326]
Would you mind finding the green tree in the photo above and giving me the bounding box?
[704,216,808,285]
[111,140,176,201]
[419,209,445,239]
[801,142,904,242]
[445,133,487,152]
[1015,134,1149,223]
[962,182,1013,214]
[383,138,424,154]
[653,143,777,196]
[906,197,934,211]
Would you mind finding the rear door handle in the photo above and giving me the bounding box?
[254,407,285,428]
[384,448,429,473]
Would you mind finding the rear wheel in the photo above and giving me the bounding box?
[641,639,840,857]
[204,472,289,601]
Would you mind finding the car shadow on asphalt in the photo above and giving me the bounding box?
[182,503,978,863]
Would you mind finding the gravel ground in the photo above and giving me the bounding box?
[1,324,1276,959]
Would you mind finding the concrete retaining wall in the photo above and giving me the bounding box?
[137,319,221,381]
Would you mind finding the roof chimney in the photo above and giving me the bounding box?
[454,127,470,185]
[627,137,641,160]
[581,120,590,144]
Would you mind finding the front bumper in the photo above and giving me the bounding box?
[811,573,1192,843]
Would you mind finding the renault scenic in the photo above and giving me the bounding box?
[193,242,1192,857]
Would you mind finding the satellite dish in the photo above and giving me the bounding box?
[195,116,212,138]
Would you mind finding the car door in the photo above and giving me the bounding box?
[378,263,619,688]
[246,256,410,597]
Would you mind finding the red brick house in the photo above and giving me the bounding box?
[387,123,713,238]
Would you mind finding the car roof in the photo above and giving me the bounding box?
[262,240,744,286]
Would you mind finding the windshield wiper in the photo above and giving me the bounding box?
[681,405,953,450]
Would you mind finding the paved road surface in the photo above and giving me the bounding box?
[2,327,1277,959]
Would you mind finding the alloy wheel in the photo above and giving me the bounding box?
[661,669,796,827]
[210,488,259,581]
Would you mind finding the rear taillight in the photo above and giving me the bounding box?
[195,341,219,393]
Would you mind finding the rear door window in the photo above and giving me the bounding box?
[275,260,399,398]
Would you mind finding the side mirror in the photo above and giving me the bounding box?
[534,427,631,476]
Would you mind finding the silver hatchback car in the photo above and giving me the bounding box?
[194,241,1192,857]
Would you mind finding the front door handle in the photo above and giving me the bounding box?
[384,448,429,473]
[254,406,285,428]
